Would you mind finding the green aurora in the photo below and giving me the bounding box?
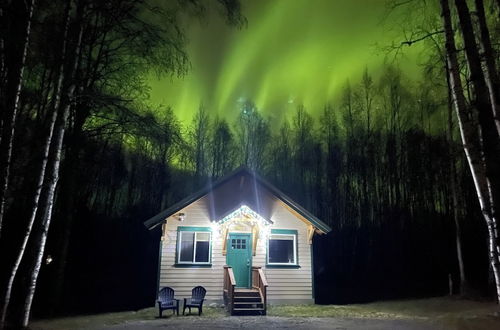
[147,0,426,124]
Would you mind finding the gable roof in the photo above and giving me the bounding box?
[143,167,332,233]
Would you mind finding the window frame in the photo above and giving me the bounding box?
[176,226,212,266]
[266,229,299,267]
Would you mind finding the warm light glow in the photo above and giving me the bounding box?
[210,222,220,237]
[217,205,271,226]
[215,204,272,239]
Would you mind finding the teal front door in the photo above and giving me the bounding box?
[226,233,252,288]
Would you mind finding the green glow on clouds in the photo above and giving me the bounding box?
[146,0,425,124]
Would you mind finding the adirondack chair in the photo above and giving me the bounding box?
[157,287,180,317]
[183,286,207,315]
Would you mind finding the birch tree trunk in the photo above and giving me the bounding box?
[0,2,70,327]
[441,0,500,304]
[0,0,35,239]
[454,0,500,293]
[454,0,500,173]
[18,1,84,325]
[473,0,500,137]
[20,92,73,328]
[445,62,468,295]
[0,3,7,112]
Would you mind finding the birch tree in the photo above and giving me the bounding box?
[17,0,84,325]
[473,0,500,137]
[445,61,468,295]
[440,0,500,304]
[0,0,36,239]
[0,0,73,325]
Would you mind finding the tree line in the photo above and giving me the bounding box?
[179,64,485,302]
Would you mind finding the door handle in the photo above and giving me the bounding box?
[246,259,250,266]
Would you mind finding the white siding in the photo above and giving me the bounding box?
[159,201,224,302]
[158,198,314,304]
[263,206,313,303]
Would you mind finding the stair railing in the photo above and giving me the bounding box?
[223,265,236,313]
[251,266,268,314]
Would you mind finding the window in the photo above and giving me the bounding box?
[231,238,247,250]
[267,229,298,265]
[177,227,211,265]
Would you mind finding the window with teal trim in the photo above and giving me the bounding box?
[177,228,211,265]
[267,229,298,265]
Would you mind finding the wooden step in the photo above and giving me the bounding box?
[234,290,261,298]
[232,307,266,316]
[233,302,264,309]
[229,288,266,315]
[234,296,262,303]
[234,288,259,292]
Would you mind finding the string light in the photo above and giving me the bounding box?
[217,205,272,226]
[214,205,272,236]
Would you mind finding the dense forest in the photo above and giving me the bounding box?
[1,0,500,328]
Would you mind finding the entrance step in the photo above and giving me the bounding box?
[232,307,266,315]
[234,296,262,303]
[234,289,261,297]
[233,301,264,309]
[232,288,265,315]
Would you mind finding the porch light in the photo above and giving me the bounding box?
[210,222,221,237]
[260,225,271,240]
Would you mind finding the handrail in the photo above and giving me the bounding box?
[227,267,236,286]
[252,266,268,314]
[223,266,236,313]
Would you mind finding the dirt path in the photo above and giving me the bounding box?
[89,316,438,330]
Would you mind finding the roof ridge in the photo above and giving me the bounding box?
[143,167,331,233]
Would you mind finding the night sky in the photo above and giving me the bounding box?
[147,0,426,124]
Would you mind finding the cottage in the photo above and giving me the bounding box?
[144,167,331,314]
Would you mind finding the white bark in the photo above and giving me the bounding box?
[474,0,500,137]
[0,0,36,239]
[0,1,69,327]
[445,62,468,295]
[441,0,500,305]
[454,0,500,294]
[0,5,6,103]
[19,1,84,325]
[21,98,71,328]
